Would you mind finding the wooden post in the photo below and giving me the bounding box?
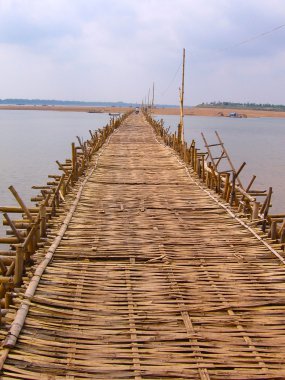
[262,187,272,232]
[201,155,205,181]
[269,220,277,240]
[177,124,182,146]
[252,201,260,220]
[8,186,33,222]
[280,228,285,251]
[226,183,232,203]
[2,213,24,242]
[72,143,78,182]
[14,245,24,286]
[5,292,13,309]
[178,48,185,144]
[230,174,236,206]
[39,204,47,238]
[191,140,195,167]
[194,149,198,173]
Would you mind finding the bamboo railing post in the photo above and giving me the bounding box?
[280,228,285,251]
[5,291,12,309]
[206,163,211,187]
[226,183,232,203]
[268,220,277,240]
[72,142,78,183]
[197,158,201,178]
[14,245,24,286]
[201,155,205,182]
[217,174,222,194]
[194,149,198,172]
[262,187,272,232]
[230,174,236,206]
[252,201,260,220]
[25,225,35,261]
[177,123,182,144]
[184,142,187,162]
[39,204,47,238]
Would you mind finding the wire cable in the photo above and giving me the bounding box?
[221,23,285,52]
[161,62,182,96]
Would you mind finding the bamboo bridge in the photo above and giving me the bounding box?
[0,112,285,379]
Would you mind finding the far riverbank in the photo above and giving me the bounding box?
[1,105,285,118]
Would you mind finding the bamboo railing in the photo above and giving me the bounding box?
[145,111,285,255]
[0,112,130,323]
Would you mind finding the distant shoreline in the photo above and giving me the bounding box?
[1,105,285,118]
[152,107,285,118]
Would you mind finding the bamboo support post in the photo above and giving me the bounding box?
[8,186,33,222]
[280,228,285,251]
[268,220,277,240]
[39,204,47,238]
[0,259,7,275]
[2,213,24,242]
[246,175,257,192]
[262,187,273,232]
[5,292,12,309]
[72,142,78,182]
[56,160,70,176]
[14,245,24,286]
[252,201,260,220]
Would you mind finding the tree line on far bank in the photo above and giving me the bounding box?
[197,101,285,111]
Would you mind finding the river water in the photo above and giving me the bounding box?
[156,114,285,214]
[0,110,110,208]
[0,111,284,240]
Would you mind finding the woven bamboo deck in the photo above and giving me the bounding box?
[1,114,285,379]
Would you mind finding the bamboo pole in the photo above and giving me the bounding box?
[39,204,47,238]
[72,142,78,182]
[8,186,33,222]
[0,206,44,214]
[178,48,185,144]
[56,160,70,176]
[0,259,7,275]
[14,245,24,286]
[215,131,244,189]
[2,213,24,242]
[252,201,260,220]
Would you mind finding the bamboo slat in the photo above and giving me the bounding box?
[0,113,285,379]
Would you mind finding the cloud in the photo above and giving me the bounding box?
[0,0,285,104]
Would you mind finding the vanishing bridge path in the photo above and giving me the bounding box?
[1,114,285,379]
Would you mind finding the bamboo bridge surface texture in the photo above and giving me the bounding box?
[1,114,285,380]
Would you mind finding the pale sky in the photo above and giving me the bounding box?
[0,0,285,105]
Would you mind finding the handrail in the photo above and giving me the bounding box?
[144,110,285,255]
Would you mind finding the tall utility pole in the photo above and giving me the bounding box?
[178,48,186,144]
[152,82,155,108]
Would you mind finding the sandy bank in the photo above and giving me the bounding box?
[1,105,285,118]
[152,107,285,118]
